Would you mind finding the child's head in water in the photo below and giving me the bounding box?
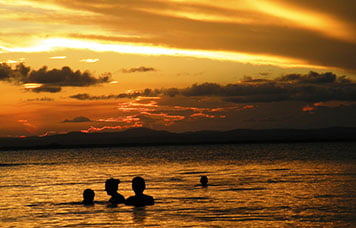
[105,178,120,196]
[83,189,95,205]
[200,176,208,187]
[132,176,146,195]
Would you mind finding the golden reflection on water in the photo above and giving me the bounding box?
[0,143,355,227]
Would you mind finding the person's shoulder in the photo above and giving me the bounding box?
[110,194,125,204]
[125,196,136,205]
[118,193,125,201]
[83,202,94,206]
[143,194,153,200]
[126,196,135,201]
[143,194,154,205]
[125,195,154,206]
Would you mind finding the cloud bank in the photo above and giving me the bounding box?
[0,63,110,92]
[70,71,356,103]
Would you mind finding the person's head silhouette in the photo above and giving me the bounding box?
[105,178,120,196]
[83,188,95,205]
[105,178,125,206]
[132,176,146,195]
[200,176,208,187]
[126,176,154,206]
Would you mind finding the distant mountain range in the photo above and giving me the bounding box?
[0,127,355,150]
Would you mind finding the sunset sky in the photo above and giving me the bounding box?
[0,0,356,137]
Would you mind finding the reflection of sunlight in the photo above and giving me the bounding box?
[80,58,99,63]
[80,122,143,133]
[135,96,161,101]
[313,101,356,108]
[1,38,325,69]
[190,112,215,119]
[302,105,314,113]
[6,60,22,63]
[24,83,43,89]
[49,56,67,59]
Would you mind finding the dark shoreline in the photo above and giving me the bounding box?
[1,139,356,152]
[1,127,355,151]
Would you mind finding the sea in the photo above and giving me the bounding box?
[1,142,355,227]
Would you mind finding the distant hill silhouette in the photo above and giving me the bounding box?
[0,127,355,150]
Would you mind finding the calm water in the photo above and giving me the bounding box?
[1,142,355,227]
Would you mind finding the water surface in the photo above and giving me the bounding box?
[1,142,355,227]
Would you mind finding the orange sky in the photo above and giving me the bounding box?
[0,0,356,137]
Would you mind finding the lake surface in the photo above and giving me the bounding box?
[1,142,355,227]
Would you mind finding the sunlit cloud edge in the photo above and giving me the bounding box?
[0,37,327,69]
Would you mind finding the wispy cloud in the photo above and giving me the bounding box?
[122,66,156,73]
[80,122,143,133]
[17,119,37,134]
[27,97,54,102]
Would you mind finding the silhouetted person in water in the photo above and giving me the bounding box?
[200,176,208,187]
[82,188,95,205]
[125,176,154,207]
[105,178,125,206]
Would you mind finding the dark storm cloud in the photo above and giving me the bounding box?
[63,116,92,123]
[0,63,110,92]
[70,71,356,103]
[121,66,157,73]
